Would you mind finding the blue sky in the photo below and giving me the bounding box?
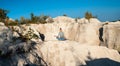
[0,0,120,21]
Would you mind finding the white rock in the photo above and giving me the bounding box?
[77,18,101,24]
[46,17,54,23]
[37,41,120,66]
[0,22,13,45]
[103,23,120,51]
[53,16,75,23]
[0,22,5,26]
[27,22,101,45]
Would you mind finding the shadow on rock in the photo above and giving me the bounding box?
[81,58,120,66]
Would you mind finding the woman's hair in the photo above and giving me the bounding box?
[60,28,62,30]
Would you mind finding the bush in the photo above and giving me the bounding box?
[0,8,9,22]
[23,28,39,41]
[40,20,47,24]
[63,14,67,16]
[8,21,18,26]
[85,12,93,21]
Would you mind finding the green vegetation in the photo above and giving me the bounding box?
[18,13,49,25]
[13,27,39,42]
[8,21,18,26]
[0,8,9,26]
[63,14,67,16]
[75,17,80,22]
[0,8,49,26]
[85,12,98,22]
[24,28,39,40]
[8,13,49,26]
[85,12,93,21]
[0,8,9,22]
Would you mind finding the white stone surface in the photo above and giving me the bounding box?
[103,22,120,50]
[28,22,101,45]
[36,40,120,66]
[0,22,13,45]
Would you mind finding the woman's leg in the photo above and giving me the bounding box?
[56,37,65,41]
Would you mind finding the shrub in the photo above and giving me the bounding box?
[85,12,93,21]
[0,8,9,22]
[8,21,18,26]
[63,14,67,16]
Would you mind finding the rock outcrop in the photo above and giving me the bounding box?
[0,16,120,66]
[33,41,120,66]
[11,16,101,46]
[0,40,120,66]
[53,16,76,23]
[28,21,101,45]
[77,18,101,24]
[0,23,45,66]
[0,22,13,46]
[102,22,120,52]
[0,40,46,66]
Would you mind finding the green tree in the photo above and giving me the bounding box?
[0,8,9,22]
[30,13,49,24]
[63,14,67,16]
[20,16,25,24]
[30,13,40,23]
[15,19,19,22]
[39,15,49,24]
[85,12,93,22]
[75,18,78,22]
[30,13,34,22]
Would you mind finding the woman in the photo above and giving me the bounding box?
[56,28,65,41]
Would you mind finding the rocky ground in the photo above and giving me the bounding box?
[0,16,120,66]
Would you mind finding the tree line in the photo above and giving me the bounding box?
[0,8,49,26]
[0,8,97,26]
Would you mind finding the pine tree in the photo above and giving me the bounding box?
[0,8,9,22]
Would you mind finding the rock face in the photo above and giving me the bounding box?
[102,22,120,52]
[0,41,46,66]
[0,23,45,66]
[0,17,120,66]
[12,17,101,45]
[29,22,101,45]
[0,40,120,66]
[0,22,13,46]
[38,41,120,66]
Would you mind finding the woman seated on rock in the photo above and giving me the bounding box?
[55,28,66,41]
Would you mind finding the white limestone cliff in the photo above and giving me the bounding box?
[28,21,101,45]
[102,22,120,51]
[0,16,120,66]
